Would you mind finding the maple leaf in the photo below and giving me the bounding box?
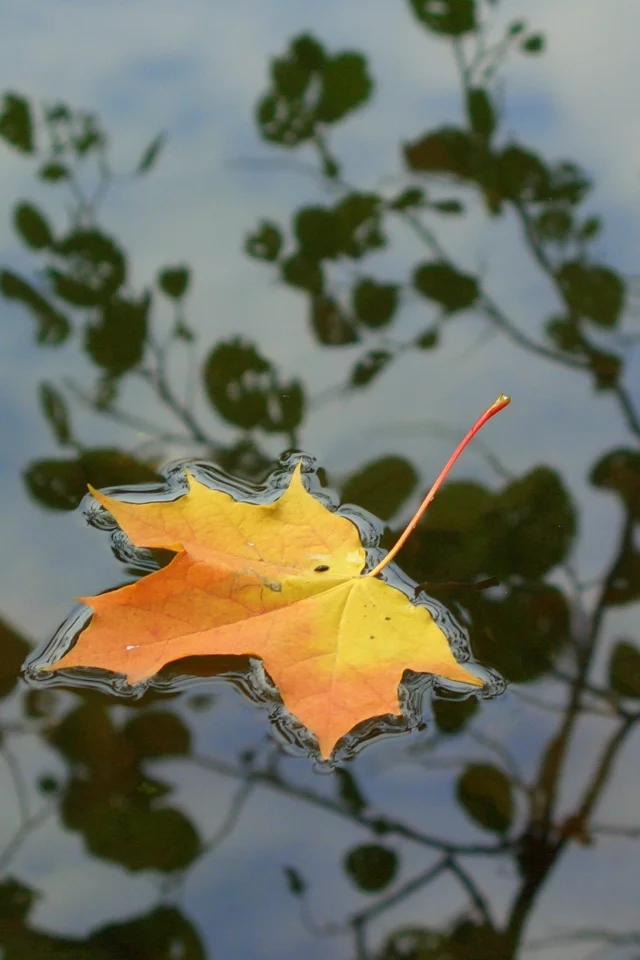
[43,396,510,759]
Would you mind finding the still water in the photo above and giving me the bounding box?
[1,2,639,958]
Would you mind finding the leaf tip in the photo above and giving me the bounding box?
[492,393,511,413]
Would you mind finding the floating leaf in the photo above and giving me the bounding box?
[41,398,511,758]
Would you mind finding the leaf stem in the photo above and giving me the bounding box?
[366,394,511,578]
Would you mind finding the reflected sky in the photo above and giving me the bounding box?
[1,2,640,959]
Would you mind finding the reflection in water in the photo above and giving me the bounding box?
[1,1,640,958]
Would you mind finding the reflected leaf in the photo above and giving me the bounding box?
[432,695,478,734]
[379,926,442,959]
[389,186,425,211]
[431,199,464,215]
[590,448,640,519]
[466,88,496,140]
[608,640,640,698]
[38,161,69,182]
[50,229,126,306]
[545,315,583,353]
[13,202,54,250]
[498,145,549,201]
[0,882,206,960]
[350,349,391,386]
[602,546,640,606]
[123,711,191,757]
[47,703,201,872]
[416,328,439,349]
[281,252,324,294]
[534,207,572,244]
[335,192,385,258]
[0,617,31,700]
[558,261,624,327]
[136,131,166,174]
[295,206,343,260]
[587,347,621,391]
[404,126,476,177]
[344,843,398,892]
[491,467,576,579]
[39,383,72,445]
[335,766,367,814]
[341,456,418,521]
[157,265,190,299]
[23,449,161,511]
[311,295,359,345]
[457,762,513,834]
[522,33,545,54]
[0,92,33,153]
[352,278,399,328]
[257,34,372,147]
[245,220,283,261]
[0,269,70,344]
[283,866,306,896]
[406,469,575,584]
[316,52,372,123]
[63,794,200,872]
[408,0,476,35]
[203,338,304,433]
[85,293,150,376]
[91,905,205,960]
[413,261,478,313]
[470,585,570,682]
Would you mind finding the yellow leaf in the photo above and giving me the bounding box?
[45,396,510,758]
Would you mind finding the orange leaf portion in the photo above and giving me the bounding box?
[47,463,481,758]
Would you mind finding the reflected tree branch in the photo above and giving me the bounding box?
[191,752,510,857]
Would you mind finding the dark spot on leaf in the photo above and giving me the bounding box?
[314,564,330,572]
